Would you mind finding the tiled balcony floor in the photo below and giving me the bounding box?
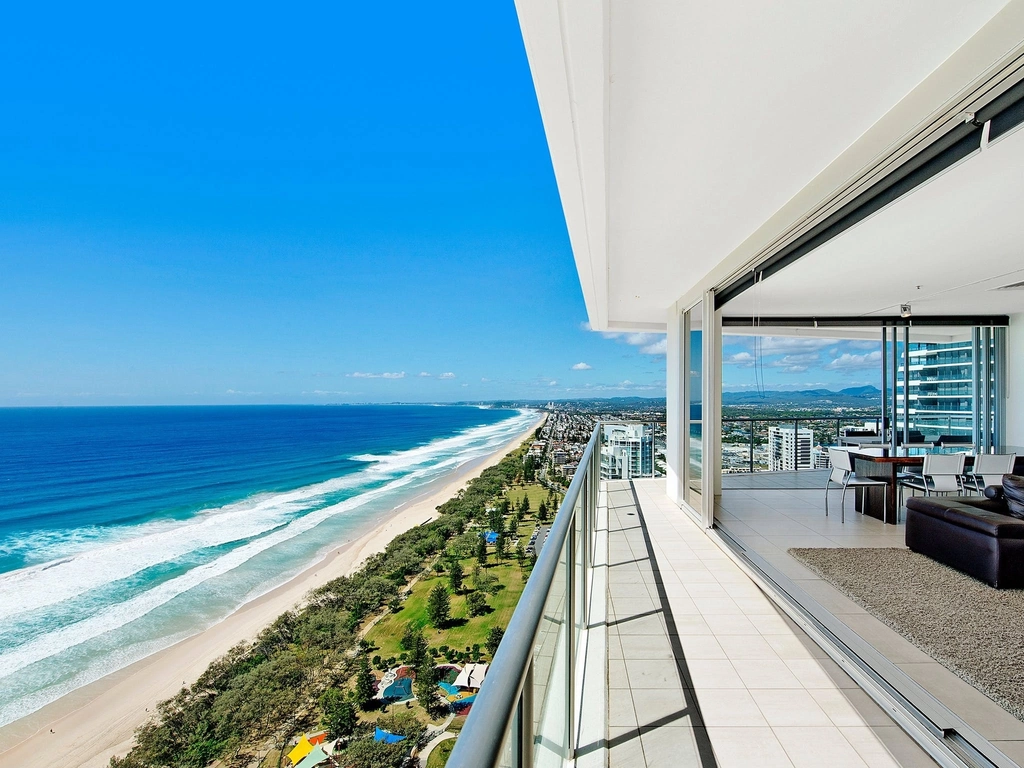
[709,481,1024,764]
[605,479,937,768]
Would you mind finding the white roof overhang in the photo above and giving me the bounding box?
[514,0,1024,331]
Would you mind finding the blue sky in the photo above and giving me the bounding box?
[0,3,877,405]
[721,336,882,392]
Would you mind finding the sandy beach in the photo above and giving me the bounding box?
[0,413,543,768]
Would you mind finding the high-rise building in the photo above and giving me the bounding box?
[896,337,995,442]
[768,426,813,471]
[600,423,653,479]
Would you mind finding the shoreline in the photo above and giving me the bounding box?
[0,413,544,768]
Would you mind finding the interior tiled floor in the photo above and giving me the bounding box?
[607,479,936,768]
[708,477,1024,764]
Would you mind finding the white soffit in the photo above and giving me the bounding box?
[514,0,1012,330]
[723,326,973,344]
[722,123,1024,319]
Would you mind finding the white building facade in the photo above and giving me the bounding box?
[768,426,814,471]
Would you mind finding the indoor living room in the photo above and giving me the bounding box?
[704,106,1024,766]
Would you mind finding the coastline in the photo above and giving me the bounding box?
[0,413,544,768]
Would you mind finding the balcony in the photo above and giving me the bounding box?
[446,425,1024,768]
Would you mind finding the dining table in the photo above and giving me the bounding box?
[849,448,1024,525]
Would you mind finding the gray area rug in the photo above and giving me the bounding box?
[788,547,1024,722]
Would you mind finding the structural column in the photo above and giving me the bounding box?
[665,302,685,504]
[701,291,720,528]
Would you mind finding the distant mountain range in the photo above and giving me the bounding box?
[722,385,881,407]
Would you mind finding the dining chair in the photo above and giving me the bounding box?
[965,453,1017,494]
[825,447,888,523]
[899,453,967,505]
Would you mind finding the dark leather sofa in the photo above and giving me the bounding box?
[905,475,1024,588]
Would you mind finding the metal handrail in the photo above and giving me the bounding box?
[446,424,601,768]
[722,414,883,473]
[721,413,881,422]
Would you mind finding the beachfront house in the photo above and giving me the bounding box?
[449,3,1024,767]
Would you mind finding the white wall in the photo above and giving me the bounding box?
[1006,313,1024,447]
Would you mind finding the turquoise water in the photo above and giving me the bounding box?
[0,405,536,726]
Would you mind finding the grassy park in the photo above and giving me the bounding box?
[505,482,553,513]
[364,556,527,661]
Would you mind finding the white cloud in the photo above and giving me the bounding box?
[418,372,432,377]
[481,377,491,382]
[758,337,835,353]
[723,336,835,355]
[305,390,355,396]
[226,389,261,395]
[571,362,592,370]
[591,327,669,356]
[825,351,882,371]
[724,352,755,366]
[768,353,821,374]
[439,372,456,379]
[640,338,667,355]
[549,380,558,386]
[347,371,407,379]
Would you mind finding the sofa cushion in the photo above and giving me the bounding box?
[906,496,1024,538]
[1002,475,1024,519]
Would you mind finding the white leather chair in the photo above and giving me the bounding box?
[965,453,1016,494]
[899,453,967,504]
[825,447,888,523]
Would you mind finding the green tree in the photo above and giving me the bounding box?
[408,629,429,671]
[320,688,357,739]
[414,658,437,710]
[448,559,464,593]
[466,591,488,616]
[537,500,549,523]
[354,653,375,711]
[488,506,504,535]
[426,583,450,628]
[339,737,407,768]
[475,534,488,566]
[519,493,531,515]
[378,711,427,745]
[399,622,418,652]
[495,531,507,560]
[523,455,536,482]
[464,593,487,618]
[486,626,505,656]
[472,565,498,594]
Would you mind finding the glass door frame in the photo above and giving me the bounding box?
[680,291,718,529]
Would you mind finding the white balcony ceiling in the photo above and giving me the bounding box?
[722,124,1024,320]
[515,0,1017,331]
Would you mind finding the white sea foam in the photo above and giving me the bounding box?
[0,409,536,706]
[0,474,413,682]
[0,410,533,623]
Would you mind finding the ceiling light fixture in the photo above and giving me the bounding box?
[900,304,912,318]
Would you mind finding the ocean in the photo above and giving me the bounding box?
[0,404,536,727]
